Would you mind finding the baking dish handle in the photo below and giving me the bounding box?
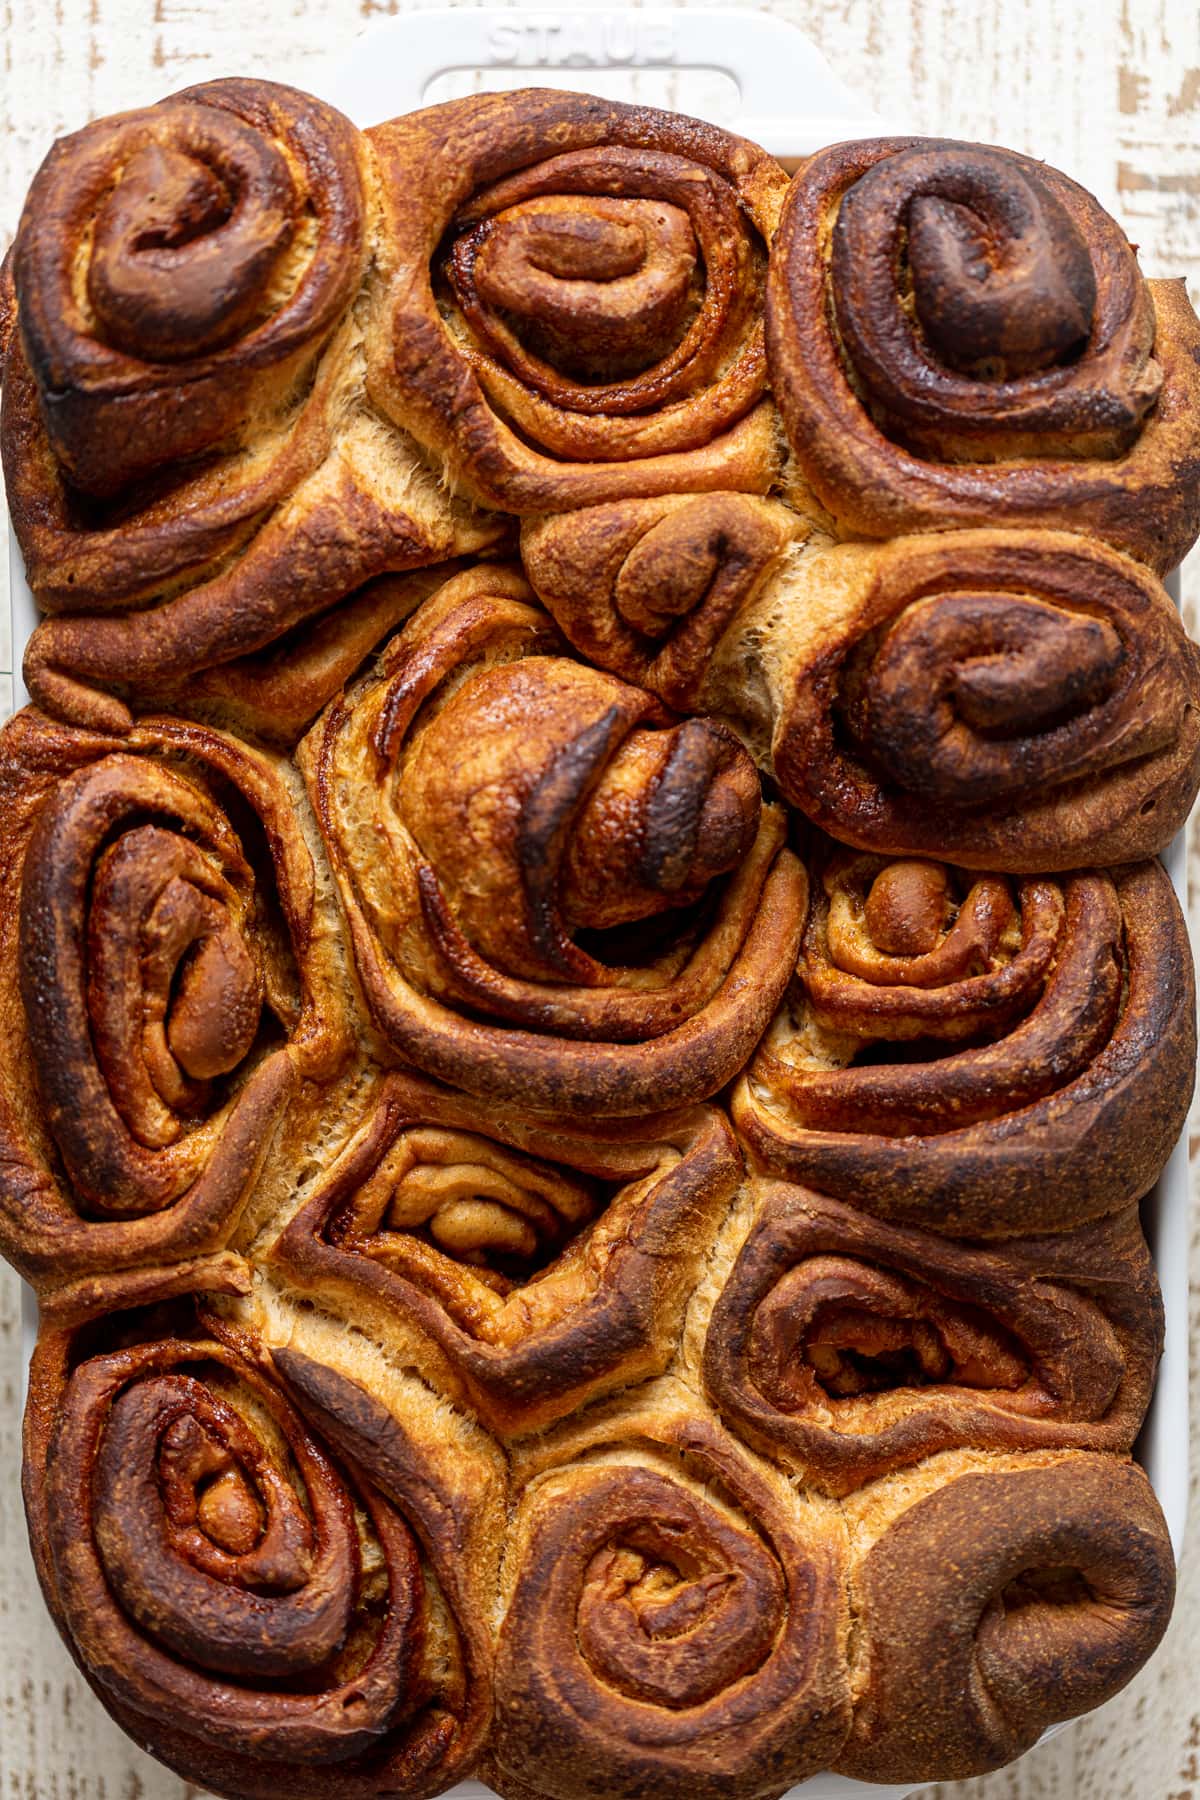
[318,6,890,155]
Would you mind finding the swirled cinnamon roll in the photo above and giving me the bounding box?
[24,1294,493,1798]
[3,78,502,737]
[835,1451,1175,1782]
[723,528,1199,868]
[366,90,787,512]
[301,563,806,1117]
[271,1070,739,1433]
[703,1184,1161,1493]
[487,1395,850,1800]
[521,492,818,712]
[768,138,1200,572]
[734,847,1195,1235]
[0,707,348,1299]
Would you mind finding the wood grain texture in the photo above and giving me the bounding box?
[0,1,1198,1796]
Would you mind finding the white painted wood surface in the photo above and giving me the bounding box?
[1,2,1199,1795]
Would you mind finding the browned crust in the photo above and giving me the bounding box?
[763,530,1200,870]
[13,79,367,494]
[487,1408,851,1800]
[767,138,1200,573]
[835,1455,1175,1782]
[366,89,787,512]
[0,706,348,1288]
[22,1299,492,1798]
[520,492,813,711]
[269,1350,497,1794]
[526,520,1200,872]
[271,1070,741,1433]
[0,93,1192,1800]
[735,859,1195,1235]
[149,563,479,748]
[10,328,504,735]
[301,565,808,1116]
[2,79,505,739]
[0,246,15,364]
[341,857,804,1116]
[703,1185,1162,1492]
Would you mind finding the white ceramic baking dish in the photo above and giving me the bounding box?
[5,13,1193,1798]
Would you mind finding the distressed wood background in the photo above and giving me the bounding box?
[1,1,1199,1796]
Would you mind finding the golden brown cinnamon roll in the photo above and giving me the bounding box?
[768,138,1200,572]
[0,706,347,1300]
[734,848,1195,1235]
[301,563,806,1117]
[24,1293,494,1798]
[487,1395,850,1800]
[521,491,817,712]
[703,1184,1161,1493]
[835,1451,1175,1783]
[3,78,502,737]
[366,90,787,512]
[271,1070,740,1433]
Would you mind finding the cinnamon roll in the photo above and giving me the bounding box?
[271,1070,740,1433]
[835,1452,1175,1782]
[3,78,502,738]
[532,521,1200,870]
[703,1185,1162,1492]
[301,563,806,1117]
[0,706,347,1299]
[768,138,1200,572]
[735,846,1194,1235]
[488,1397,849,1800]
[366,90,787,512]
[521,491,816,712]
[24,1293,493,1798]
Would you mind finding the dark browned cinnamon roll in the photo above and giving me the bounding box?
[703,1184,1161,1492]
[4,78,502,737]
[768,138,1200,572]
[734,848,1194,1235]
[835,1452,1175,1782]
[23,1294,494,1798]
[13,79,364,495]
[0,706,347,1301]
[300,563,806,1117]
[270,1069,740,1433]
[366,90,787,512]
[760,533,1200,867]
[487,1396,850,1800]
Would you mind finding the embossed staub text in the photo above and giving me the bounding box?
[485,14,678,67]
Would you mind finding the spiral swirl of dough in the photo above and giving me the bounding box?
[273,1070,740,1433]
[0,709,345,1297]
[366,90,788,511]
[767,137,1200,571]
[489,1411,849,1799]
[302,564,806,1117]
[22,1304,485,1797]
[704,1184,1162,1493]
[836,1455,1175,1782]
[735,850,1195,1235]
